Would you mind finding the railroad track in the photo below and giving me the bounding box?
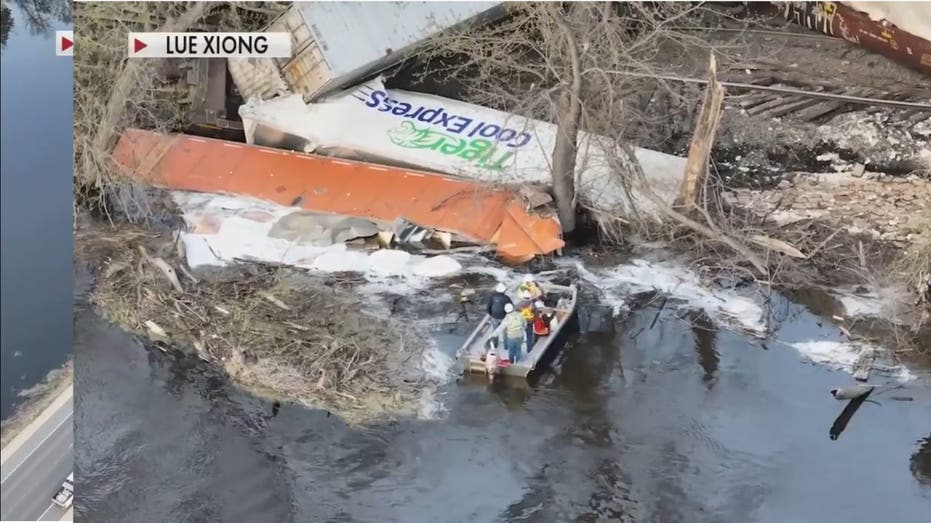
[724,79,931,126]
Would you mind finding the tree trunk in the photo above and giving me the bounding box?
[675,52,724,210]
[552,90,579,234]
[550,11,583,235]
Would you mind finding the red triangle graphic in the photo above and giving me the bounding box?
[134,38,147,53]
[61,36,73,52]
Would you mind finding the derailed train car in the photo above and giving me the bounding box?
[779,1,931,75]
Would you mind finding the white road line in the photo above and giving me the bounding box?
[0,411,72,485]
[38,503,56,520]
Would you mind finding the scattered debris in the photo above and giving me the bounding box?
[829,384,874,401]
[144,320,168,340]
[724,172,931,245]
[517,185,554,210]
[852,345,876,382]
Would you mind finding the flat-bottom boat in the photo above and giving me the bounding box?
[458,283,578,380]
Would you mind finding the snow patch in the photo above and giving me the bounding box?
[572,259,766,335]
[834,292,883,318]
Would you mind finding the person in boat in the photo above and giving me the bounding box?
[517,297,537,352]
[533,300,555,337]
[519,274,544,301]
[483,337,500,383]
[486,283,512,329]
[502,303,526,363]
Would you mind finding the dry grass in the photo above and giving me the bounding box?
[78,225,427,423]
[1,360,73,450]
[899,225,931,296]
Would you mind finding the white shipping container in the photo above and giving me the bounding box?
[230,1,502,101]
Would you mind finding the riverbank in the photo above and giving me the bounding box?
[0,361,72,453]
[76,223,439,425]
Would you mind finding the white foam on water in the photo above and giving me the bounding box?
[417,255,465,278]
[572,258,766,335]
[420,342,457,382]
[788,340,913,382]
[414,341,458,421]
[462,265,516,282]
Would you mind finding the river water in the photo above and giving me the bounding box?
[74,272,931,522]
[0,0,74,420]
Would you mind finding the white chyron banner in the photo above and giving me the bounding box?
[127,32,291,58]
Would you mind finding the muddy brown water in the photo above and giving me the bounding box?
[74,278,931,522]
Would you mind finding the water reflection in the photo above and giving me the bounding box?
[911,435,931,488]
[0,4,13,49]
[12,0,71,33]
[689,310,719,388]
[0,0,71,51]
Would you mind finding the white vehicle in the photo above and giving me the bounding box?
[51,472,74,509]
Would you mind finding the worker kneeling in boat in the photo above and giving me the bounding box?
[519,274,544,301]
[502,303,526,363]
[533,300,555,337]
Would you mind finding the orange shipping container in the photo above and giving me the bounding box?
[111,129,564,263]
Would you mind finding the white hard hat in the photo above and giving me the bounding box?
[535,300,544,308]
[523,274,534,283]
[504,303,514,313]
[495,283,506,293]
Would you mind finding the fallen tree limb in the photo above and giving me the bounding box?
[137,246,183,293]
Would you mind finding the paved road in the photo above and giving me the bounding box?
[1,396,73,521]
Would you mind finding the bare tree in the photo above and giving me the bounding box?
[417,2,735,236]
[72,1,283,220]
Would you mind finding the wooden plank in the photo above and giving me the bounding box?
[756,96,823,119]
[746,96,789,116]
[734,93,772,109]
[794,100,847,122]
